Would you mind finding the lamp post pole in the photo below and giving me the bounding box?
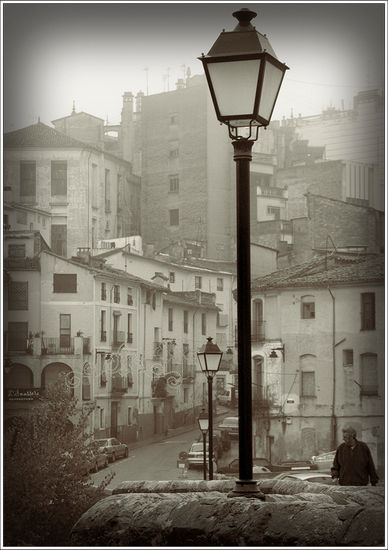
[197,337,222,482]
[234,138,254,483]
[198,409,209,481]
[207,375,214,480]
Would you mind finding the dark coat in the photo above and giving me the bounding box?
[331,440,379,486]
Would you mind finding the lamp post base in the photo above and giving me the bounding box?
[228,480,265,500]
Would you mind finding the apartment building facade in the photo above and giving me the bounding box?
[250,254,384,472]
[3,121,140,259]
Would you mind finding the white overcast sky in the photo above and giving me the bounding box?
[2,1,386,132]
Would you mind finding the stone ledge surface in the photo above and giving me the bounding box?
[71,480,385,547]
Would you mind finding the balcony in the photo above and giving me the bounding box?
[4,257,40,270]
[100,331,107,342]
[251,321,265,343]
[182,364,194,382]
[43,337,74,355]
[112,331,125,348]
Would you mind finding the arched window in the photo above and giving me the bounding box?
[4,364,33,388]
[301,295,315,319]
[41,363,74,396]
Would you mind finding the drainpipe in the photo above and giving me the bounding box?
[328,286,337,450]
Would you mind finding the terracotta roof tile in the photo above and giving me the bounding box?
[4,121,98,150]
[251,254,384,291]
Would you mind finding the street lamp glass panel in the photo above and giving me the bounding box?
[258,60,285,121]
[205,352,223,374]
[197,353,206,373]
[207,59,261,118]
[198,416,209,433]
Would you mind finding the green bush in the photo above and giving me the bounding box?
[3,379,115,546]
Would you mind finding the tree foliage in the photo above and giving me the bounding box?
[3,378,115,546]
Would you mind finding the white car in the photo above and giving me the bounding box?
[185,442,216,470]
[311,450,336,470]
[274,471,333,484]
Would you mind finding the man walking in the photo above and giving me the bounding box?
[331,426,379,486]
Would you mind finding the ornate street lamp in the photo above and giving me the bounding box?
[199,7,288,498]
[198,408,209,480]
[197,337,223,480]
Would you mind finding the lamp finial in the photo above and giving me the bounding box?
[232,7,257,30]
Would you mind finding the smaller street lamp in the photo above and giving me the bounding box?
[197,337,223,480]
[198,408,209,480]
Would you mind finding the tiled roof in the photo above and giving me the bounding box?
[251,254,384,292]
[4,122,98,150]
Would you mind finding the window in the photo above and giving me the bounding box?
[301,296,315,319]
[343,349,354,367]
[59,314,71,348]
[184,310,188,334]
[8,244,26,258]
[169,175,179,193]
[301,371,315,397]
[360,353,378,396]
[127,287,133,305]
[101,282,107,300]
[51,224,67,256]
[127,313,133,343]
[7,322,28,352]
[184,388,189,403]
[16,211,27,225]
[113,285,120,303]
[100,310,106,341]
[361,293,375,330]
[201,313,206,336]
[99,408,105,428]
[169,272,175,283]
[195,276,202,289]
[20,161,36,197]
[267,206,281,219]
[168,308,173,331]
[51,161,67,196]
[92,163,98,208]
[8,281,28,310]
[53,274,77,293]
[169,209,179,226]
[217,278,224,291]
[127,407,132,426]
[169,148,179,158]
[100,355,107,386]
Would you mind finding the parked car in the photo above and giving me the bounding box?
[270,459,318,472]
[273,471,333,484]
[82,450,109,475]
[217,417,239,438]
[218,458,274,479]
[94,437,129,462]
[311,450,336,470]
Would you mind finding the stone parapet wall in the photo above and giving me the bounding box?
[71,480,385,546]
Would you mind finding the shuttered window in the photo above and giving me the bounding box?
[8,281,28,310]
[361,293,375,330]
[53,274,77,293]
[301,371,315,397]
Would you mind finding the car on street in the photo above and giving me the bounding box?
[183,442,217,470]
[311,450,336,470]
[94,437,129,462]
[217,417,239,438]
[273,471,333,484]
[218,458,274,479]
[82,450,109,474]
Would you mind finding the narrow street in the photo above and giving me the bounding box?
[92,412,231,491]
